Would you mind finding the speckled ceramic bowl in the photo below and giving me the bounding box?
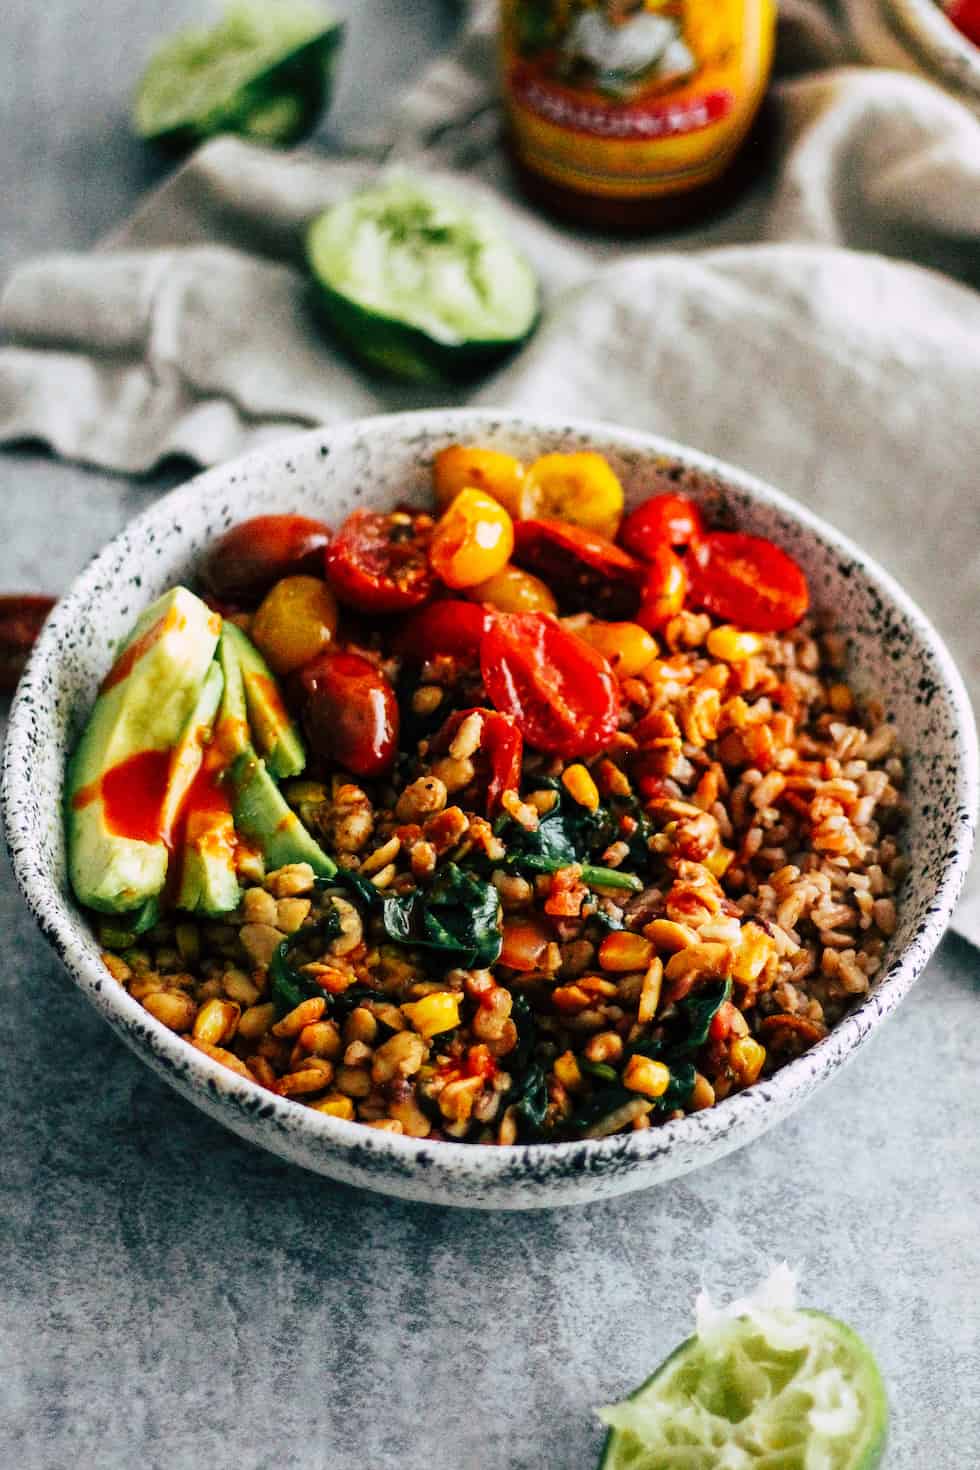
[4,412,976,1209]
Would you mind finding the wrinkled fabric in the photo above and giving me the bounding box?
[0,0,978,936]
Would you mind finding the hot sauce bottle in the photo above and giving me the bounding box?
[501,0,776,232]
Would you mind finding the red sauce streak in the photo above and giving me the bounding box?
[70,779,101,812]
[100,607,183,695]
[248,672,290,729]
[100,749,172,845]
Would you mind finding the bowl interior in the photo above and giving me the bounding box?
[4,411,976,1196]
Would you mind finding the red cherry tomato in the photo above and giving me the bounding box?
[480,612,620,759]
[948,0,980,45]
[686,531,809,633]
[512,519,643,618]
[298,650,399,777]
[619,493,704,558]
[432,706,523,816]
[202,515,331,604]
[325,509,434,615]
[636,545,689,631]
[394,600,493,665]
[0,594,56,693]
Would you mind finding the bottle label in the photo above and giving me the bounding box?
[502,0,775,200]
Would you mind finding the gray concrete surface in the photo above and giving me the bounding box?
[2,4,978,1467]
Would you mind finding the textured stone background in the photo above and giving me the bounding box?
[2,4,979,1467]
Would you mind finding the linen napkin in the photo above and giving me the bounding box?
[1,1,978,939]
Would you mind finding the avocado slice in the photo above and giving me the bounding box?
[220,622,306,779]
[158,661,224,840]
[229,748,335,877]
[67,587,221,914]
[215,625,251,761]
[177,805,242,917]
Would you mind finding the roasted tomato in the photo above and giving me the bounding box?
[394,599,492,665]
[499,916,555,972]
[0,594,56,693]
[619,492,704,558]
[432,706,523,815]
[202,515,331,604]
[512,519,643,618]
[325,509,434,614]
[948,0,980,45]
[298,650,399,777]
[636,546,688,631]
[524,452,624,539]
[429,489,514,590]
[480,611,620,759]
[432,445,532,519]
[466,563,557,615]
[250,575,339,675]
[686,531,809,633]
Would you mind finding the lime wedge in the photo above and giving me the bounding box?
[306,174,540,383]
[598,1266,887,1470]
[133,1,343,147]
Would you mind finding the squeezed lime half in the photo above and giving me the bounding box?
[598,1267,887,1470]
[134,1,342,147]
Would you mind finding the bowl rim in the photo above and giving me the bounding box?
[4,408,977,1183]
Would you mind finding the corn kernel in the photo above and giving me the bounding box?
[705,845,735,879]
[193,997,240,1047]
[553,1050,584,1092]
[596,759,632,798]
[730,1036,766,1085]
[732,922,776,983]
[401,991,460,1040]
[637,957,664,1024]
[310,1094,356,1120]
[562,764,600,812]
[706,626,765,663]
[644,918,699,951]
[690,1072,716,1111]
[598,931,654,973]
[622,1055,671,1099]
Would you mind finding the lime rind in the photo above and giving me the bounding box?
[134,1,342,144]
[306,174,539,383]
[598,1269,887,1470]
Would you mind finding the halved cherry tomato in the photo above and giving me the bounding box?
[686,531,809,633]
[298,650,399,777]
[433,445,532,519]
[525,452,624,539]
[429,489,514,590]
[202,515,331,604]
[636,546,688,631]
[0,594,56,693]
[325,509,434,615]
[948,0,980,46]
[432,706,523,816]
[394,600,492,665]
[619,493,704,558]
[465,563,557,615]
[512,519,643,618]
[480,612,620,759]
[250,575,338,675]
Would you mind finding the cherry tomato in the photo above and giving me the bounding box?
[636,546,688,631]
[480,612,620,759]
[202,515,331,604]
[432,706,523,815]
[948,0,980,45]
[395,599,492,665]
[512,519,644,618]
[0,594,56,693]
[433,445,533,519]
[525,452,624,539]
[429,489,514,590]
[686,531,809,633]
[619,493,704,558]
[574,619,658,677]
[298,650,399,777]
[499,917,555,972]
[325,509,434,615]
[466,563,557,615]
[250,576,339,676]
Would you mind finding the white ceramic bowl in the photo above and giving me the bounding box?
[3,412,976,1210]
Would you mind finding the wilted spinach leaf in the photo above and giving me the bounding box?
[511,1063,549,1139]
[570,1086,633,1134]
[670,978,731,1057]
[501,783,642,891]
[331,863,501,969]
[269,902,343,1015]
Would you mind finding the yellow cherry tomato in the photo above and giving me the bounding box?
[525,451,625,538]
[433,445,535,519]
[429,488,514,590]
[467,563,557,615]
[251,575,339,675]
[576,619,658,677]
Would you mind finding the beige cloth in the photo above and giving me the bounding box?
[1,1,978,937]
